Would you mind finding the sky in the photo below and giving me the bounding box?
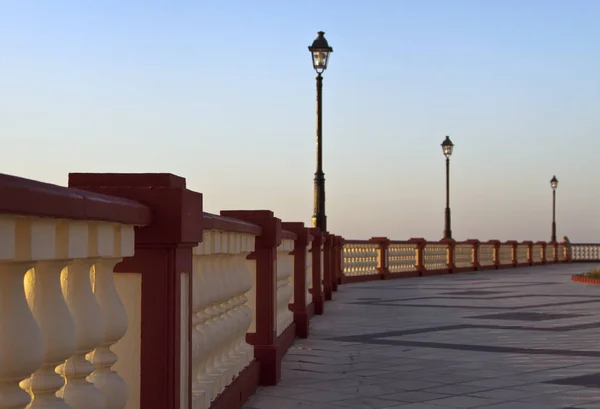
[1,0,599,242]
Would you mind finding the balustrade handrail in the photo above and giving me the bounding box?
[282,229,297,240]
[0,173,151,224]
[343,239,375,244]
[203,211,262,235]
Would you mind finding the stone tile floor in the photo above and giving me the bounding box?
[244,263,600,408]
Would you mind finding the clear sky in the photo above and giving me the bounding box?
[1,1,599,242]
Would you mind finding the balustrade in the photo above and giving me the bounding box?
[423,243,448,271]
[0,215,137,409]
[545,243,556,261]
[191,219,257,409]
[478,243,496,268]
[387,242,418,273]
[453,243,473,269]
[532,243,544,263]
[557,243,566,261]
[5,169,600,409]
[516,243,529,265]
[342,242,378,277]
[276,236,295,337]
[498,244,513,266]
[571,244,600,261]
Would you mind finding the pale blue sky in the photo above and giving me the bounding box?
[1,1,599,241]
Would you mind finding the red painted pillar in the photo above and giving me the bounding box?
[330,235,339,292]
[220,210,281,386]
[308,228,325,315]
[370,237,390,279]
[322,232,333,301]
[282,222,312,338]
[467,240,480,271]
[69,173,203,409]
[488,240,500,269]
[337,236,345,285]
[523,241,533,266]
[505,240,518,267]
[551,241,559,263]
[409,238,425,276]
[440,238,455,273]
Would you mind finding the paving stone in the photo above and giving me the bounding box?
[242,263,600,408]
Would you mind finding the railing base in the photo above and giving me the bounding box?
[254,322,297,386]
[341,274,381,284]
[422,269,450,277]
[387,271,420,279]
[294,303,314,339]
[209,360,260,409]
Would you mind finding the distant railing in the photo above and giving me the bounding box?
[340,237,595,282]
[571,243,600,262]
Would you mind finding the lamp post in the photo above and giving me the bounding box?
[550,175,558,242]
[309,31,333,232]
[441,136,454,239]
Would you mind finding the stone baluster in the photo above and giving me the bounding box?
[202,254,224,399]
[192,252,214,409]
[57,259,106,409]
[0,261,44,409]
[87,257,128,409]
[21,259,77,409]
[229,239,253,373]
[209,252,231,389]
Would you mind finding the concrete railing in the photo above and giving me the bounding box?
[0,172,344,409]
[340,237,597,282]
[0,173,150,409]
[2,170,598,409]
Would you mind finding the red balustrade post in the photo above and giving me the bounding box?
[281,222,312,339]
[409,238,425,276]
[330,235,339,291]
[505,240,518,268]
[337,236,346,285]
[538,241,547,264]
[440,238,455,273]
[370,237,390,279]
[220,210,282,386]
[69,173,203,409]
[322,232,333,301]
[551,241,559,263]
[467,240,480,271]
[487,240,500,269]
[308,228,325,315]
[523,241,533,266]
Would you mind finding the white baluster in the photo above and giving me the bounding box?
[87,258,127,409]
[21,260,76,409]
[218,253,237,385]
[192,254,213,409]
[235,249,253,367]
[0,262,44,409]
[203,255,224,400]
[57,259,106,409]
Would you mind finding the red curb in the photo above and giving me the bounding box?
[571,275,600,285]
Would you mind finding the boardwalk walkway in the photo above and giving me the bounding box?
[245,263,600,408]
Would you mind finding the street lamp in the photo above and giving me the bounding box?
[309,31,333,232]
[441,136,454,239]
[550,175,558,242]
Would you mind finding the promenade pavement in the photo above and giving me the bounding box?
[244,263,600,408]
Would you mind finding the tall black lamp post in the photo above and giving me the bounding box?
[441,136,454,239]
[550,175,558,242]
[309,31,333,232]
